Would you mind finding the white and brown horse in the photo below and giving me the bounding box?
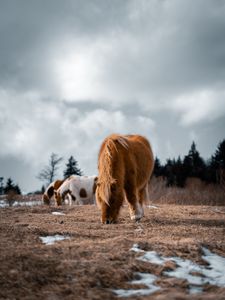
[96,134,154,224]
[54,175,98,206]
[42,179,64,205]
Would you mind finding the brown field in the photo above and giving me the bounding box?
[149,177,225,206]
[0,200,225,300]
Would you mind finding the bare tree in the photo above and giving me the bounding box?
[37,153,63,186]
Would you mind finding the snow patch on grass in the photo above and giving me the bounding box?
[0,199,42,207]
[113,273,160,297]
[40,235,70,245]
[51,211,65,215]
[128,244,225,295]
[114,244,225,297]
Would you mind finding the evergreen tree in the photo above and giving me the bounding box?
[183,142,206,180]
[164,158,176,187]
[205,157,217,183]
[173,156,186,187]
[4,178,14,194]
[214,139,225,168]
[153,157,162,177]
[4,178,21,195]
[209,139,225,184]
[63,156,83,178]
[14,184,21,195]
[0,177,4,195]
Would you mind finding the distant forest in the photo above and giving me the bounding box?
[0,139,224,195]
[153,139,225,188]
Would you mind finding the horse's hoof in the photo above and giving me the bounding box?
[106,219,110,224]
[130,215,142,222]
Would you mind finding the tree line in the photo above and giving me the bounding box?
[153,139,225,188]
[1,139,224,195]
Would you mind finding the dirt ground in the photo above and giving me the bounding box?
[0,203,225,300]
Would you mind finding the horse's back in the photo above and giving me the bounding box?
[126,135,154,167]
[130,134,153,172]
[99,133,154,187]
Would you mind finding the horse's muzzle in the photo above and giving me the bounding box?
[104,219,116,224]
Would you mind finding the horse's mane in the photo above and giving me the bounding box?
[98,134,129,205]
[58,178,70,195]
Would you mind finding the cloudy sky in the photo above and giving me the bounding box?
[0,0,225,193]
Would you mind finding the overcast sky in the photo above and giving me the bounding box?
[0,0,225,193]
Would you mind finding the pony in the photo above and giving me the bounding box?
[42,179,64,205]
[54,175,98,206]
[96,134,154,224]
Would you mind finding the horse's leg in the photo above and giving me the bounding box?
[137,185,148,218]
[125,183,143,221]
[77,197,84,205]
[69,193,72,206]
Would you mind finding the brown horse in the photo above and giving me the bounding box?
[96,134,154,224]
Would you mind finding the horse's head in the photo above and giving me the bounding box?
[54,190,62,206]
[42,193,50,205]
[96,180,122,224]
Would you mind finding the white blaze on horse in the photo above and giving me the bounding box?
[54,175,98,206]
[42,179,65,205]
[96,134,154,224]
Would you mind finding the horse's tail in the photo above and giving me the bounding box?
[98,134,129,205]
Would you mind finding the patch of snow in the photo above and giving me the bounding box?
[189,285,203,294]
[14,200,42,207]
[40,235,70,245]
[147,205,158,209]
[163,257,204,285]
[0,200,42,208]
[201,247,225,287]
[113,273,160,297]
[138,249,168,265]
[126,244,225,296]
[51,211,65,215]
[130,244,144,253]
[0,200,7,208]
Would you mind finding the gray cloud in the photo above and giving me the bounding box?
[0,0,225,191]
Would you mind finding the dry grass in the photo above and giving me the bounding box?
[1,177,224,208]
[1,204,225,300]
[148,176,225,206]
